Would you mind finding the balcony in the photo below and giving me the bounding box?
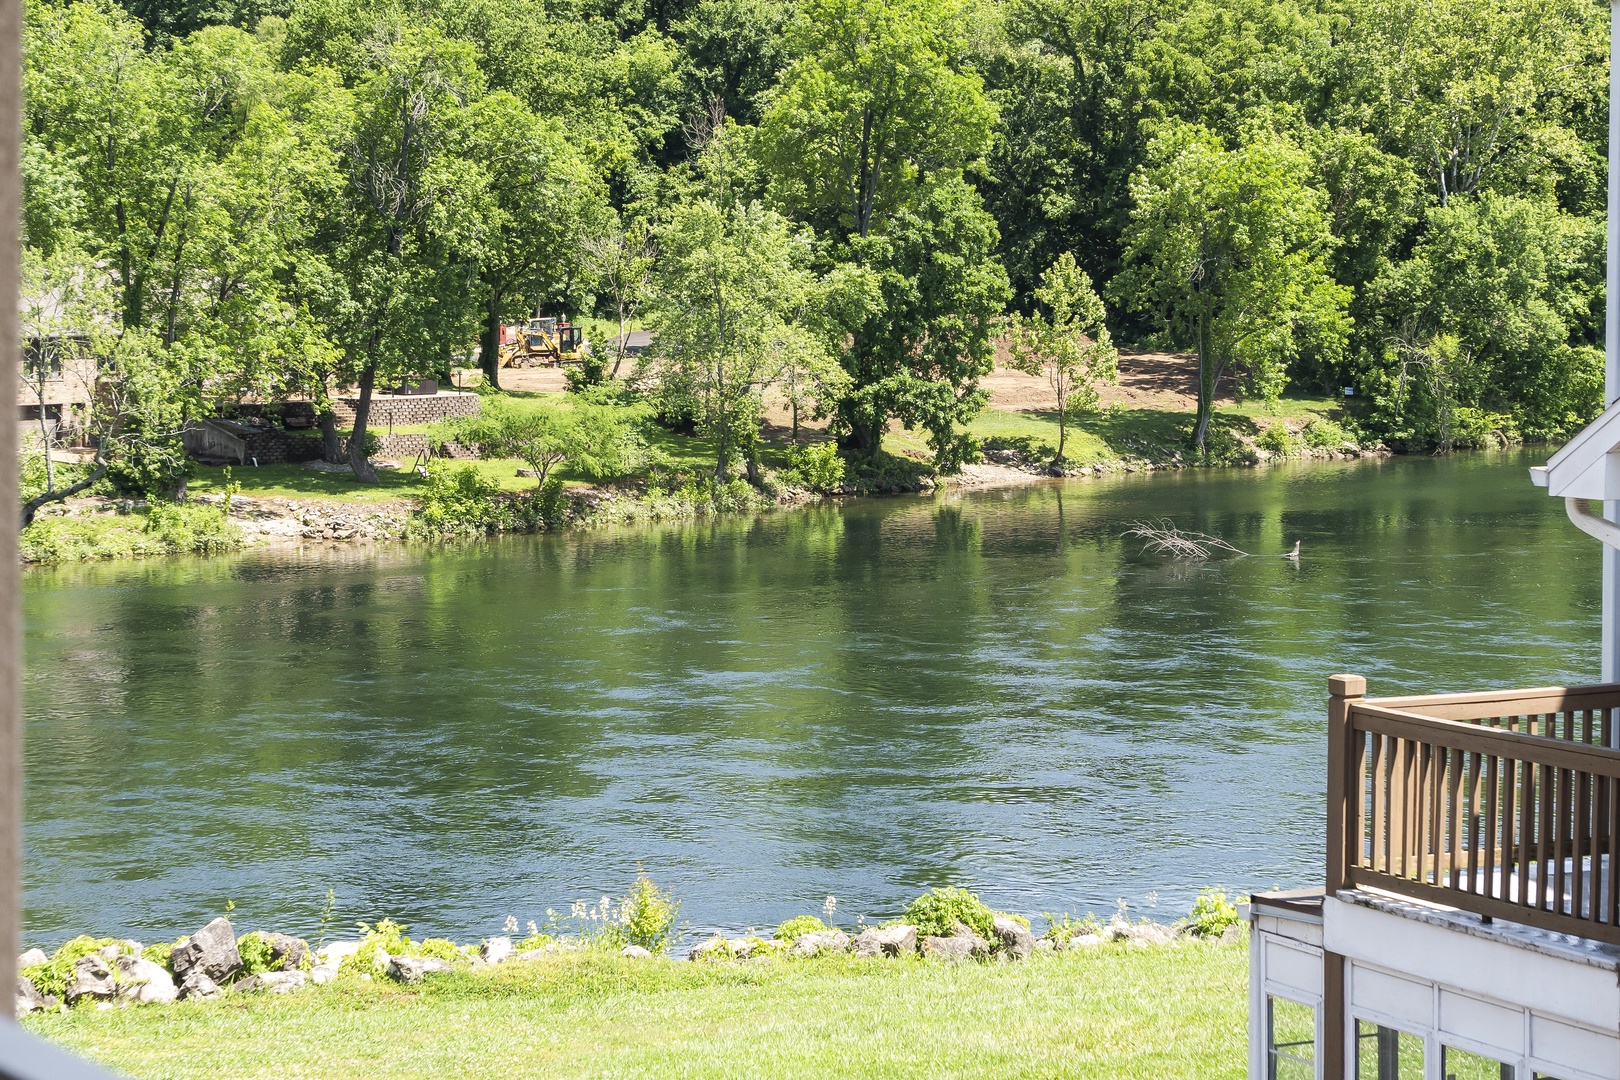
[1327,674,1620,946]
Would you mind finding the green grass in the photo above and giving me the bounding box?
[25,943,1247,1079]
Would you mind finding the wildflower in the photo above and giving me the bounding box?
[527,920,539,937]
[823,895,837,920]
[503,915,519,934]
[571,900,587,921]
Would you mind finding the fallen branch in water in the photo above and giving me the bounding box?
[1125,519,1250,560]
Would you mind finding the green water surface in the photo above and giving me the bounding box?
[19,450,1596,942]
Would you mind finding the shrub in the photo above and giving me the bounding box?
[784,442,846,492]
[20,502,241,564]
[1302,417,1352,450]
[901,887,996,942]
[23,936,120,998]
[537,476,568,528]
[344,918,412,975]
[1257,422,1294,457]
[236,932,279,976]
[1041,912,1101,946]
[417,937,461,962]
[409,465,505,537]
[774,915,828,942]
[611,874,680,955]
[1183,888,1241,938]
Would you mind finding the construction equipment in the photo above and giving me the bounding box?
[496,317,587,367]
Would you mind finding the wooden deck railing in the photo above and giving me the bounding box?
[1327,675,1620,946]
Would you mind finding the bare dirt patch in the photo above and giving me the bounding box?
[983,349,1230,414]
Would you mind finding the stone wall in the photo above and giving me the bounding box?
[331,392,481,427]
[336,433,480,461]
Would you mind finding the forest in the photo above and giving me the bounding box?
[19,0,1611,496]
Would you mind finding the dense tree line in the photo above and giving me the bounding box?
[19,0,1610,498]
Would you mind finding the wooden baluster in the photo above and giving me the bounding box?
[1466,751,1483,893]
[1371,734,1387,874]
[1352,729,1368,872]
[1392,737,1410,879]
[1458,744,1470,887]
[1575,764,1592,918]
[1485,753,1501,901]
[1587,766,1603,922]
[1429,743,1444,884]
[1609,776,1620,927]
[1520,754,1537,908]
[1539,763,1555,911]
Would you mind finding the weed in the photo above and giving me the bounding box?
[773,916,828,943]
[1182,889,1242,938]
[901,887,996,942]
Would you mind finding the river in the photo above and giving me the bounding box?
[18,450,1598,943]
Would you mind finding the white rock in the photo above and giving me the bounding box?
[310,964,338,985]
[853,924,917,959]
[17,948,47,969]
[65,955,116,1004]
[386,955,454,983]
[791,930,850,958]
[516,946,555,962]
[178,973,222,1001]
[620,945,652,960]
[235,971,306,994]
[172,918,241,984]
[480,936,514,964]
[114,956,178,1005]
[316,940,361,966]
[991,915,1036,960]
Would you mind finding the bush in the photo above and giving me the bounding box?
[784,442,846,492]
[1257,421,1295,457]
[22,936,120,998]
[773,915,828,942]
[1183,888,1241,938]
[609,874,680,955]
[343,918,412,976]
[901,887,996,942]
[417,937,461,962]
[21,501,241,564]
[236,932,279,976]
[409,465,506,537]
[142,938,183,972]
[1301,417,1352,450]
[1041,912,1101,946]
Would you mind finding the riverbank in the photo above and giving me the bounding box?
[20,364,1379,564]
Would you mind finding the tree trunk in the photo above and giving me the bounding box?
[842,417,882,454]
[480,296,503,391]
[37,409,54,494]
[22,444,107,528]
[1192,319,1214,450]
[319,411,343,463]
[348,362,380,483]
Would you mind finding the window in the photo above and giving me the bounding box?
[1441,1045,1513,1080]
[1267,996,1316,1079]
[1356,1019,1424,1080]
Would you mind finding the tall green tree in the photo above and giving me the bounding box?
[640,200,837,481]
[1115,125,1349,448]
[757,0,1007,463]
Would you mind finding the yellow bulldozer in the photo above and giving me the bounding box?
[496,317,587,367]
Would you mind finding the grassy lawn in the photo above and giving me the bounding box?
[26,943,1247,1080]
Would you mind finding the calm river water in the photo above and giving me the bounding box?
[19,450,1599,942]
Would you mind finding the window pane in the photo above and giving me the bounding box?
[1441,1044,1513,1080]
[1356,1019,1424,1080]
[1268,996,1315,1080]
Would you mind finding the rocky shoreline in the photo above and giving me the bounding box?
[15,906,1238,1018]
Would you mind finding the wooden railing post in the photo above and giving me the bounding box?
[1324,675,1364,1080]
[1327,674,1367,894]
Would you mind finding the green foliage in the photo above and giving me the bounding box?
[1041,913,1101,946]
[23,936,120,998]
[609,874,681,955]
[773,915,828,942]
[21,502,242,563]
[1115,124,1350,449]
[417,938,462,962]
[1301,417,1352,450]
[141,938,184,972]
[1257,422,1295,457]
[344,919,412,976]
[1183,889,1241,939]
[236,932,279,977]
[783,442,845,492]
[408,466,506,537]
[1008,252,1119,462]
[901,887,996,942]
